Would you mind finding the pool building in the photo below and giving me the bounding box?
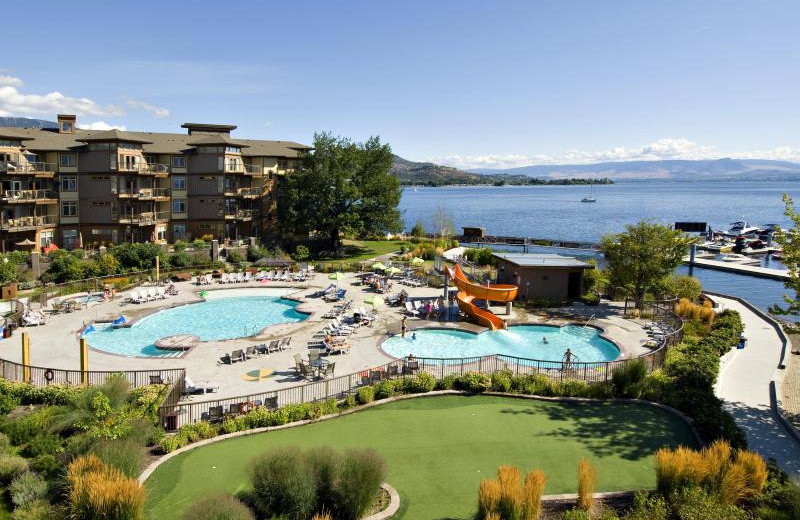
[493,252,594,301]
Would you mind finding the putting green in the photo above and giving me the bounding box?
[145,395,698,519]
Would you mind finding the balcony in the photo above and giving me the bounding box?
[224,187,262,198]
[224,209,255,221]
[0,214,57,232]
[117,211,170,226]
[0,162,57,178]
[224,162,263,176]
[118,188,170,200]
[2,189,58,204]
[119,163,170,176]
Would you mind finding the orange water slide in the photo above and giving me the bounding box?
[444,264,518,330]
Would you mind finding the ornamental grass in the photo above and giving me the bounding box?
[477,465,546,520]
[66,454,145,520]
[576,459,597,513]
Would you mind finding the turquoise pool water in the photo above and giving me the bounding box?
[84,296,307,357]
[381,325,620,362]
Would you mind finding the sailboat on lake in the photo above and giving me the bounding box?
[581,184,597,203]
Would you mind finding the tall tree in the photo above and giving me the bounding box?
[772,194,800,317]
[601,220,692,309]
[278,133,403,248]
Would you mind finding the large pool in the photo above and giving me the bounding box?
[84,291,307,357]
[381,325,620,362]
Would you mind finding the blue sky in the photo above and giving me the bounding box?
[1,1,798,168]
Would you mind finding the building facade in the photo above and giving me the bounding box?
[493,252,593,301]
[0,116,307,251]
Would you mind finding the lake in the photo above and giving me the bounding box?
[399,181,800,319]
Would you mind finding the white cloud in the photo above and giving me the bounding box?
[77,121,127,131]
[0,75,125,118]
[427,138,800,170]
[126,99,170,118]
[0,75,23,87]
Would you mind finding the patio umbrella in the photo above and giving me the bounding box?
[410,257,425,265]
[371,262,387,271]
[15,239,35,247]
[385,266,402,276]
[328,271,344,281]
[364,295,384,309]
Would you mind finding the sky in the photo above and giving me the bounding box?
[1,1,798,169]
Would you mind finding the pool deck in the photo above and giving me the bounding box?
[5,273,651,399]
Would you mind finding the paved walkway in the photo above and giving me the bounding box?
[712,295,800,476]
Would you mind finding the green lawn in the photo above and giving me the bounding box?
[144,395,697,520]
[317,239,411,262]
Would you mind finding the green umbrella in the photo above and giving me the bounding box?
[410,257,425,265]
[365,295,384,309]
[328,271,344,280]
[385,266,402,276]
[371,262,387,271]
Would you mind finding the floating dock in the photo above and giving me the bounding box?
[684,257,790,281]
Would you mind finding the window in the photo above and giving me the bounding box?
[110,155,117,170]
[39,230,53,249]
[62,229,79,250]
[60,176,77,191]
[91,201,111,207]
[90,175,111,181]
[278,159,288,170]
[173,223,186,240]
[59,153,77,167]
[171,156,185,168]
[172,199,186,213]
[225,146,241,154]
[0,140,20,147]
[60,121,73,133]
[61,201,77,217]
[172,176,186,190]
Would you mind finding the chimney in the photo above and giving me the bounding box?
[57,114,76,134]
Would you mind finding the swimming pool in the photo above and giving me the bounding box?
[84,292,307,357]
[381,325,620,362]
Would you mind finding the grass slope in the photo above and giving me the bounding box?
[317,239,410,262]
[145,395,697,519]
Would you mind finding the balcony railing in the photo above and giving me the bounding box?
[0,162,57,176]
[224,209,255,220]
[224,163,263,176]
[2,189,57,203]
[117,211,170,225]
[119,188,170,199]
[0,214,57,231]
[224,187,262,197]
[119,162,170,175]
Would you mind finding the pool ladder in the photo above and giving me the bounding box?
[582,314,596,328]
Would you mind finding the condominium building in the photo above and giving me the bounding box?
[0,115,308,251]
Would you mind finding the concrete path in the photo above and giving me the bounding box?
[713,295,800,476]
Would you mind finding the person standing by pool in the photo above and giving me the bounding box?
[401,316,408,338]
[562,348,574,371]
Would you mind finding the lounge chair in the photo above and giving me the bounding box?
[230,349,246,363]
[219,273,229,284]
[267,340,281,353]
[245,346,259,359]
[279,337,291,350]
[405,302,420,317]
[207,405,224,422]
[244,271,253,283]
[237,272,246,283]
[22,311,46,326]
[264,396,279,410]
[308,351,320,363]
[149,374,165,385]
[184,376,220,394]
[228,403,243,415]
[156,287,168,299]
[298,362,314,380]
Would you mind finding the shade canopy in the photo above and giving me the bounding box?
[371,262,387,270]
[385,266,402,275]
[15,239,35,246]
[410,257,425,265]
[328,271,344,280]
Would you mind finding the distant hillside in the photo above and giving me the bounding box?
[0,117,57,129]
[390,155,611,186]
[469,158,800,181]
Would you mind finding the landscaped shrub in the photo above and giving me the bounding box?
[673,487,749,520]
[66,454,145,520]
[373,379,396,400]
[158,434,183,454]
[330,449,386,519]
[2,408,57,447]
[491,370,513,393]
[455,372,491,393]
[611,360,647,397]
[29,454,60,479]
[10,471,48,510]
[551,379,590,398]
[437,374,458,390]
[22,433,63,459]
[0,454,29,483]
[0,381,79,407]
[0,432,10,452]
[10,500,62,520]
[250,447,317,520]
[180,494,255,520]
[90,438,145,478]
[621,491,668,520]
[577,459,597,513]
[356,386,375,405]
[405,372,436,393]
[0,392,21,415]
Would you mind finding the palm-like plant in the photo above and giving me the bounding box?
[51,374,132,439]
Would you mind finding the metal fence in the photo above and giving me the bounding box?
[157,306,683,430]
[0,356,185,390]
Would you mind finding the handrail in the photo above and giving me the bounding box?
[118,211,170,224]
[0,214,57,229]
[2,189,57,201]
[0,161,57,174]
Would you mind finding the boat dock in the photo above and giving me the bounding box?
[684,257,790,281]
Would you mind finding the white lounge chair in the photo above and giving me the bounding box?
[244,271,253,283]
[156,287,167,299]
[184,376,220,394]
[22,311,46,326]
[405,302,420,317]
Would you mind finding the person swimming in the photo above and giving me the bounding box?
[411,332,417,341]
[542,336,549,344]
